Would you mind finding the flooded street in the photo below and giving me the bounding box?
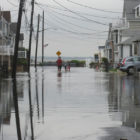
[1,67,140,140]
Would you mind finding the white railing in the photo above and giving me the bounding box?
[0,45,14,55]
[112,18,129,30]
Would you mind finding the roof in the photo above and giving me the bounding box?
[123,0,140,20]
[118,36,140,45]
[0,11,11,22]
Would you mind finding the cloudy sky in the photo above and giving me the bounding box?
[1,0,124,57]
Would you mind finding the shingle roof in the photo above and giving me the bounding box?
[123,0,140,20]
[0,11,11,22]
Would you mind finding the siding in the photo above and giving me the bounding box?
[129,21,140,29]
[123,45,131,58]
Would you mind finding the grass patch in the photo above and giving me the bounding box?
[109,68,117,72]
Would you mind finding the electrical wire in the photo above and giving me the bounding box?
[44,17,108,36]
[35,2,121,20]
[35,1,110,26]
[47,10,106,32]
[52,0,109,26]
[7,0,19,7]
[65,0,122,14]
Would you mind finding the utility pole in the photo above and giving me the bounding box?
[28,0,35,72]
[12,0,25,78]
[109,23,114,67]
[42,11,44,65]
[35,14,40,68]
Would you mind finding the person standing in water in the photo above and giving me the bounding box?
[56,57,62,72]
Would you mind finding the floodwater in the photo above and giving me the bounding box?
[0,67,140,140]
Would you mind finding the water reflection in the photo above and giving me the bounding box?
[0,78,13,138]
[57,71,62,91]
[13,79,22,140]
[35,70,40,120]
[42,68,44,124]
[108,74,140,133]
[28,74,34,140]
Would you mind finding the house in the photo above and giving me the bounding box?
[98,46,105,62]
[10,23,26,59]
[105,0,140,67]
[0,10,26,72]
[0,11,13,71]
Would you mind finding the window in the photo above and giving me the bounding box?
[134,43,138,55]
[116,30,118,44]
[137,7,139,17]
[135,6,140,17]
[126,58,133,62]
[0,21,2,30]
[134,57,140,61]
[130,45,132,56]
[121,46,123,58]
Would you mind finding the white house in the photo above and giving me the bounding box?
[0,11,14,70]
[0,11,25,72]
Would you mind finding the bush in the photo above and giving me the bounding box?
[17,58,28,66]
[89,62,95,68]
[102,57,108,64]
[70,60,85,67]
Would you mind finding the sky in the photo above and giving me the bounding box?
[0,0,124,57]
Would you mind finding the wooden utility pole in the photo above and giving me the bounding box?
[35,14,40,68]
[42,11,44,65]
[28,0,35,72]
[12,0,25,78]
[109,23,114,67]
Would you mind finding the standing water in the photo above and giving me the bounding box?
[0,67,140,140]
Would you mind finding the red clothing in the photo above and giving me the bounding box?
[57,58,62,66]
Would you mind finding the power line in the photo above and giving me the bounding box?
[65,0,122,14]
[47,10,104,32]
[35,8,109,36]
[7,0,19,7]
[52,0,109,26]
[35,2,121,20]
[44,17,108,36]
[35,1,109,26]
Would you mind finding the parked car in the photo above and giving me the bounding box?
[120,56,140,74]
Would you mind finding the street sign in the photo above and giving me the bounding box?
[56,51,61,56]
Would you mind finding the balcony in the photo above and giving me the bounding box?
[0,45,14,56]
[112,18,129,30]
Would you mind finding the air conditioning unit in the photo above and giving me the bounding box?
[18,51,27,58]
